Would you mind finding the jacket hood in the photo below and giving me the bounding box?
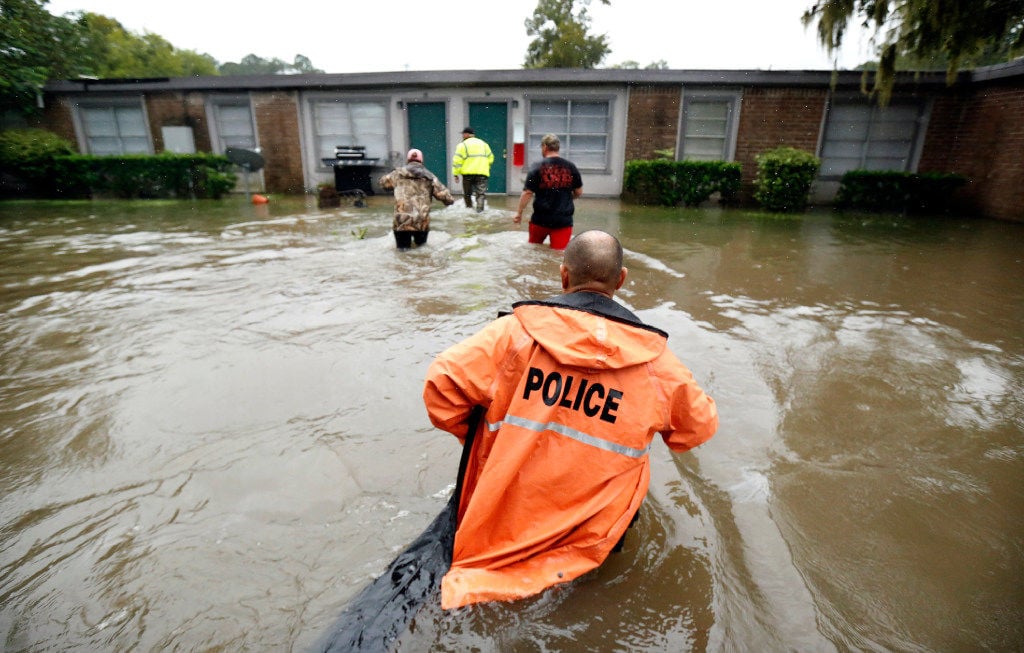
[512,296,668,370]
[396,162,436,181]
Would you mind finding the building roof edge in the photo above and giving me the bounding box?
[42,64,1019,94]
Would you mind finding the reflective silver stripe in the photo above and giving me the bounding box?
[493,415,651,459]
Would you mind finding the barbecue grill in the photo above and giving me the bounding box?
[321,145,380,195]
[334,145,367,160]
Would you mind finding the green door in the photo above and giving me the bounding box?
[406,102,448,179]
[468,102,508,193]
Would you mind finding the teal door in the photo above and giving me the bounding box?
[406,102,448,179]
[468,103,508,193]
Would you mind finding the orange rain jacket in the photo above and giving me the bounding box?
[423,292,718,609]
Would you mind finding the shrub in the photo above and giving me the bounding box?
[0,129,76,197]
[623,159,741,207]
[753,146,820,212]
[47,153,236,199]
[0,134,237,200]
[835,170,967,214]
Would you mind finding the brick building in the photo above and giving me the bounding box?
[36,63,1024,221]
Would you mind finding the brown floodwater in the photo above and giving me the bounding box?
[1,195,1021,651]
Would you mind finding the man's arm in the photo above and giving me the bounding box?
[512,189,534,224]
[451,142,466,179]
[656,353,718,452]
[433,178,455,205]
[423,318,512,442]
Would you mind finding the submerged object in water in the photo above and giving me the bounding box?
[311,407,482,652]
[311,493,458,652]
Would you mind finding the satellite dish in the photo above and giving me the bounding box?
[225,147,265,201]
[225,147,265,171]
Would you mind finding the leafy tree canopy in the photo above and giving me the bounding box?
[803,0,1024,104]
[524,0,611,69]
[74,12,218,78]
[609,59,669,70]
[1,0,87,115]
[218,53,324,76]
[2,0,324,116]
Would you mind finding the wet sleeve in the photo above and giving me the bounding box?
[433,179,455,205]
[655,353,719,453]
[451,143,466,177]
[379,172,394,190]
[423,318,512,442]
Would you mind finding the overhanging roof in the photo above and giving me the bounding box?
[43,60,1022,94]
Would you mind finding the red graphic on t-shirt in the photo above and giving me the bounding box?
[540,164,574,190]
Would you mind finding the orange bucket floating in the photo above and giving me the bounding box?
[252,194,269,204]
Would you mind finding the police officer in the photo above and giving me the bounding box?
[451,127,494,212]
[423,229,718,609]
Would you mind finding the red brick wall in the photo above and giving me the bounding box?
[917,93,964,173]
[39,97,78,150]
[947,85,1023,221]
[144,92,212,152]
[734,87,829,199]
[252,91,304,193]
[625,86,680,161]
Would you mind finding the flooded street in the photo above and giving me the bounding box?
[1,194,1022,651]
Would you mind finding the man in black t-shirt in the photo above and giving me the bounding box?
[513,133,583,250]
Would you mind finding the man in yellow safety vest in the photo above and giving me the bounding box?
[451,127,494,212]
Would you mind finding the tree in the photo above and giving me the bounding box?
[1,0,89,116]
[74,12,217,78]
[2,0,318,116]
[609,59,670,70]
[803,0,1024,104]
[289,54,324,74]
[218,53,323,75]
[524,0,611,69]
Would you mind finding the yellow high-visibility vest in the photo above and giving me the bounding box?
[452,137,494,177]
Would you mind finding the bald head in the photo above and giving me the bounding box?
[560,230,627,296]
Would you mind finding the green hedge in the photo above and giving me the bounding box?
[1,128,238,200]
[0,129,76,196]
[835,170,967,213]
[48,153,237,199]
[623,159,741,207]
[753,146,821,212]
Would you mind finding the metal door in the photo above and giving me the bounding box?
[468,103,508,193]
[406,102,448,179]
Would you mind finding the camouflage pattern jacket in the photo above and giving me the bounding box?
[379,162,455,232]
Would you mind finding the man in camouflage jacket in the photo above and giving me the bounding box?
[379,149,455,249]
